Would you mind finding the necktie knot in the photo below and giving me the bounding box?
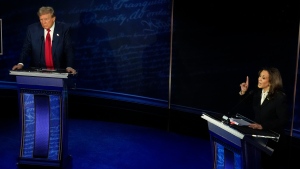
[47,29,51,32]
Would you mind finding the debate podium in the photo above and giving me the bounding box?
[201,112,279,169]
[10,69,72,169]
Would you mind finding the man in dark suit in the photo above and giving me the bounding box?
[12,6,76,74]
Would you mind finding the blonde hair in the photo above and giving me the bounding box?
[37,6,55,17]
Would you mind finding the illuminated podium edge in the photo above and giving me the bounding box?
[9,70,69,79]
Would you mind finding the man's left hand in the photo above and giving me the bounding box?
[66,67,77,75]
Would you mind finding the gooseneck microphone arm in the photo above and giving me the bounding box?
[227,90,254,117]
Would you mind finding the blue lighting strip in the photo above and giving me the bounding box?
[48,95,61,160]
[21,92,62,160]
[33,95,50,158]
[22,93,35,158]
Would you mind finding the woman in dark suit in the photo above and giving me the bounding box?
[239,67,289,169]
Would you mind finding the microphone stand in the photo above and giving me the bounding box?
[227,90,254,118]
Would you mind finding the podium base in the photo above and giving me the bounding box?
[17,155,72,169]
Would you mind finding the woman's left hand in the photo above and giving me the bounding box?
[248,123,263,130]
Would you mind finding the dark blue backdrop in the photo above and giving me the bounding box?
[1,1,300,137]
[0,0,171,101]
[0,19,2,55]
[171,1,300,137]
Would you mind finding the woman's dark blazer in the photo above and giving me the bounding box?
[251,89,288,133]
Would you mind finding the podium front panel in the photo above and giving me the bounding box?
[20,91,63,160]
[202,113,264,169]
[209,127,244,169]
[12,74,70,168]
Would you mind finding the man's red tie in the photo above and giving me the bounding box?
[45,29,54,69]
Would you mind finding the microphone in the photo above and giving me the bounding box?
[221,115,230,125]
[39,35,44,70]
[227,90,254,117]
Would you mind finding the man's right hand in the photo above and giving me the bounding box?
[12,64,23,70]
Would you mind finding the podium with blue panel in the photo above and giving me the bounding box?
[10,69,72,169]
[201,112,279,169]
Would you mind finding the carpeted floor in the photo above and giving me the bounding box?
[1,91,300,169]
[0,118,212,169]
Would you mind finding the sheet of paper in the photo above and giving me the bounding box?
[229,118,251,126]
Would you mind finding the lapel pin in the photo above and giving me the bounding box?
[57,34,59,36]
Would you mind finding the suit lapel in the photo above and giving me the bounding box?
[52,23,60,58]
[38,28,45,64]
[261,95,270,107]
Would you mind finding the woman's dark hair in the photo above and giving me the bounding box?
[258,67,283,98]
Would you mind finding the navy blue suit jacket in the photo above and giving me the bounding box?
[19,21,74,69]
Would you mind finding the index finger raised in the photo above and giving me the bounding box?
[246,76,249,87]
